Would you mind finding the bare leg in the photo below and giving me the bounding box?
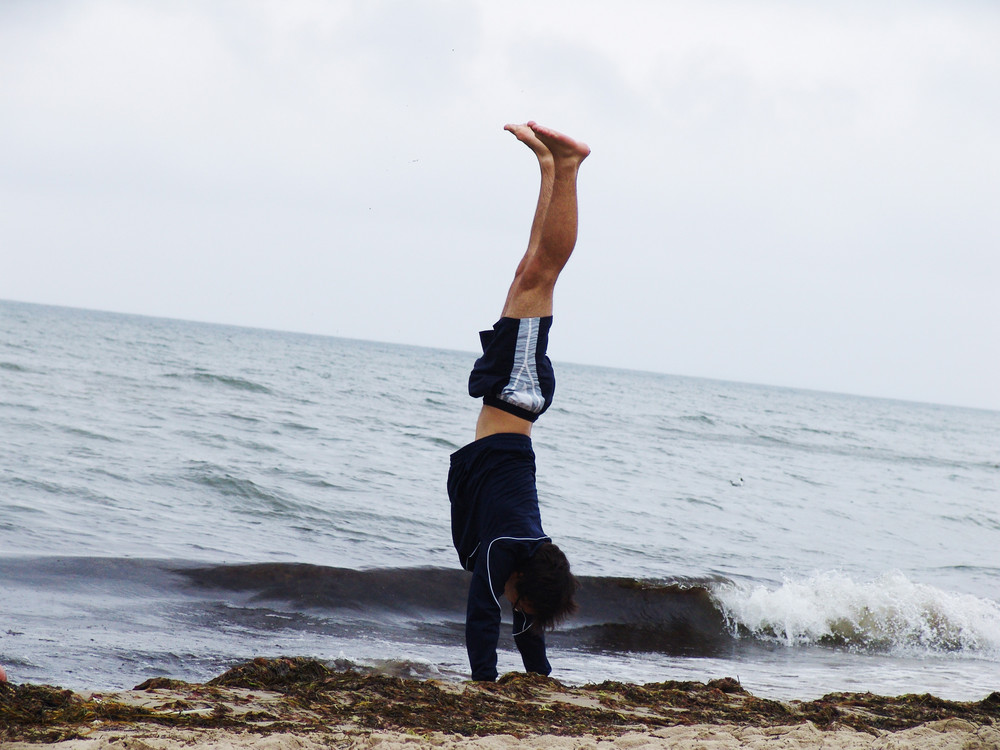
[476,122,590,439]
[501,122,590,318]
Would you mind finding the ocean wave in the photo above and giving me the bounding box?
[711,570,1000,657]
[163,372,272,394]
[4,557,997,663]
[177,564,736,655]
[61,425,120,442]
[403,432,462,449]
[279,420,319,432]
[679,414,716,426]
[183,464,306,516]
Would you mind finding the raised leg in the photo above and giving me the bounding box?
[500,122,590,319]
[475,123,589,440]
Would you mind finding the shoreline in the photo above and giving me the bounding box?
[3,658,999,749]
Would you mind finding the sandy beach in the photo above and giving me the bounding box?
[3,658,998,749]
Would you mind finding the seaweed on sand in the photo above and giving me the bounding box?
[2,657,998,742]
[0,681,166,743]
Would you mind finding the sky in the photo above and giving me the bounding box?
[2,1,998,411]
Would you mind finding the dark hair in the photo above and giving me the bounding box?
[515,542,579,631]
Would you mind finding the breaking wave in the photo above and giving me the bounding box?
[4,558,996,662]
[711,570,1000,657]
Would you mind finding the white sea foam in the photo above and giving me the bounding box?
[711,570,1000,657]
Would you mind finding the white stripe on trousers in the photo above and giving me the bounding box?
[498,318,544,414]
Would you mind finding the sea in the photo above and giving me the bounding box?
[1,299,998,701]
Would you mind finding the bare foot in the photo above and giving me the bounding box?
[504,123,552,161]
[527,121,590,165]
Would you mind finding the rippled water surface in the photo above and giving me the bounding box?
[2,300,998,699]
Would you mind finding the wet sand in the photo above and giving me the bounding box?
[3,658,998,749]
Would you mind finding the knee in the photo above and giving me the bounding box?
[512,262,558,293]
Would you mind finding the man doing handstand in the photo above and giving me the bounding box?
[448,121,590,681]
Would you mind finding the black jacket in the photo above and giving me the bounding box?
[448,433,551,681]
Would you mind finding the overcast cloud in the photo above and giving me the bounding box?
[2,0,998,410]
